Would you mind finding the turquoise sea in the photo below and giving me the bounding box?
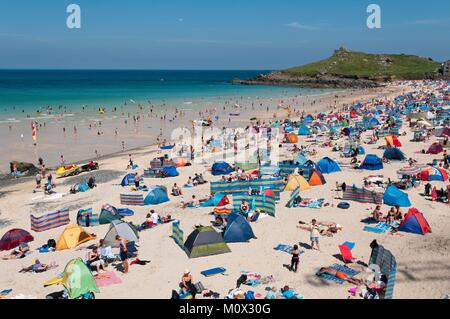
[0,70,336,120]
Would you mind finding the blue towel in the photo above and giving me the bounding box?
[201,267,226,277]
[317,264,359,284]
[363,226,386,234]
[274,244,305,255]
[342,241,355,251]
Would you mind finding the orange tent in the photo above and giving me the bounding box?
[173,157,189,167]
[308,170,326,186]
[287,133,299,144]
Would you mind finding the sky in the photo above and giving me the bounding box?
[0,0,449,69]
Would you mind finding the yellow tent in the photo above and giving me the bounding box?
[56,224,95,251]
[285,175,310,191]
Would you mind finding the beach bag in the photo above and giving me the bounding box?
[194,282,205,293]
[337,202,350,209]
[171,290,180,299]
[245,291,255,299]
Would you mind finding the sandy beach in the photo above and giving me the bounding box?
[1,80,449,300]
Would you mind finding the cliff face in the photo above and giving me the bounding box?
[232,49,442,89]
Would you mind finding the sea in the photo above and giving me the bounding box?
[0,69,337,121]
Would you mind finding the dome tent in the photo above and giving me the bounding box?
[383,148,406,161]
[56,224,95,251]
[99,204,122,225]
[144,186,169,205]
[294,154,308,166]
[61,258,100,299]
[211,162,234,176]
[223,213,256,243]
[163,166,179,177]
[317,157,341,174]
[297,125,310,136]
[427,143,444,155]
[103,220,139,248]
[285,174,310,191]
[418,167,449,182]
[398,208,431,235]
[0,228,33,251]
[383,185,411,207]
[184,226,231,258]
[360,155,384,171]
[308,169,327,186]
[120,173,143,187]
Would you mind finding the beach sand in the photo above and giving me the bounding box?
[1,81,449,299]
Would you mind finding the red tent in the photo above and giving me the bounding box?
[0,228,34,251]
[392,135,402,147]
[427,143,444,154]
[398,208,432,235]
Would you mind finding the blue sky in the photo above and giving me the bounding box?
[0,0,449,69]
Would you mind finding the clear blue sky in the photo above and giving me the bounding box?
[0,0,449,69]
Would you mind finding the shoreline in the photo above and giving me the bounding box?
[0,83,406,175]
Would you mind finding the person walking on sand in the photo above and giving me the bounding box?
[116,235,129,274]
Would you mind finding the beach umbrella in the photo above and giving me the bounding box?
[397,166,421,176]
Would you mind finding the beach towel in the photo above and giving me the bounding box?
[297,198,325,209]
[94,271,122,287]
[274,244,305,255]
[201,267,226,277]
[317,264,360,284]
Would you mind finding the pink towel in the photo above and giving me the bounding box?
[94,271,122,287]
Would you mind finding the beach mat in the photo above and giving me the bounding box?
[0,289,12,299]
[201,267,226,277]
[317,264,360,284]
[363,226,386,234]
[94,271,122,287]
[274,244,305,255]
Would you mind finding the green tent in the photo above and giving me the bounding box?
[99,206,122,225]
[62,258,99,299]
[184,226,231,258]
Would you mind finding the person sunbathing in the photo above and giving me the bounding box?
[2,244,29,260]
[20,259,57,273]
[317,267,364,285]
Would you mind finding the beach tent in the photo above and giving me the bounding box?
[144,186,169,205]
[211,162,234,176]
[172,157,189,167]
[285,174,311,191]
[61,258,99,299]
[427,143,444,154]
[385,136,402,148]
[200,193,229,207]
[360,155,384,171]
[223,213,255,243]
[297,125,310,136]
[103,220,139,248]
[99,204,122,225]
[383,185,411,207]
[293,154,307,166]
[163,166,179,177]
[73,183,90,193]
[418,167,449,182]
[287,133,298,144]
[0,229,33,251]
[308,170,327,186]
[120,173,143,187]
[357,146,366,155]
[317,157,341,174]
[184,226,231,258]
[383,148,406,161]
[398,208,432,235]
[56,224,95,251]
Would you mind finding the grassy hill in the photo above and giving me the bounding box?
[282,48,441,80]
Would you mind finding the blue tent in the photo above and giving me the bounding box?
[211,162,234,176]
[120,173,142,187]
[223,213,255,243]
[144,186,169,205]
[294,154,308,166]
[200,193,227,207]
[163,166,179,177]
[77,183,90,192]
[384,185,411,207]
[360,155,384,171]
[383,148,406,161]
[357,146,366,155]
[317,157,341,174]
[370,117,380,126]
[297,125,310,136]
